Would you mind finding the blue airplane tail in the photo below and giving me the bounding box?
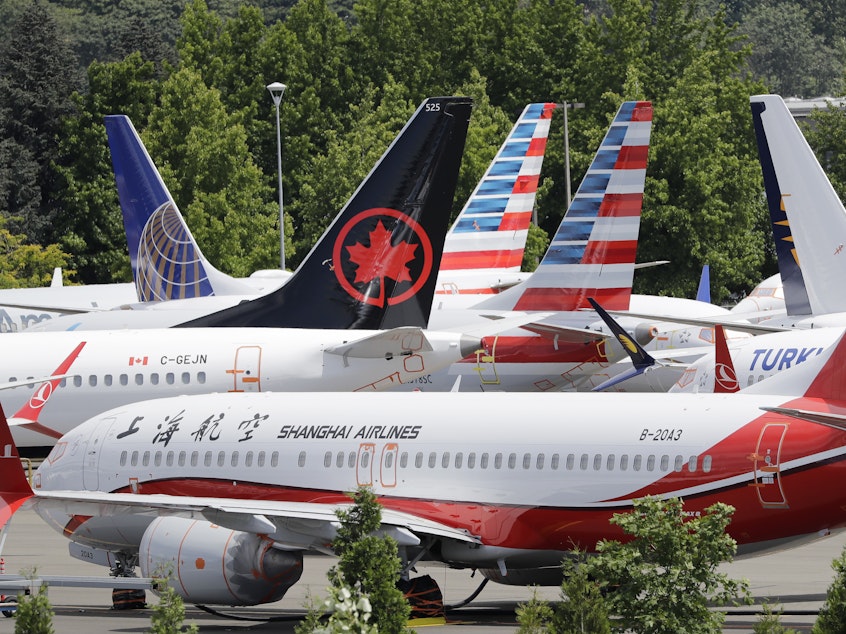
[178,96,474,330]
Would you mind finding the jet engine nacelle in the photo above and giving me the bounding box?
[139,516,303,606]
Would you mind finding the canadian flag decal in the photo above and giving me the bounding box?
[129,356,148,366]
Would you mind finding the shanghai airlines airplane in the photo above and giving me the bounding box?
[3,96,484,452]
[31,102,555,333]
[5,324,846,606]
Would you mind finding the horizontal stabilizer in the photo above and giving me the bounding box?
[761,406,846,432]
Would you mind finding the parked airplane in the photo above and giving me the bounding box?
[7,319,846,606]
[2,96,484,453]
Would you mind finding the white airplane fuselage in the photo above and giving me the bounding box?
[4,328,476,448]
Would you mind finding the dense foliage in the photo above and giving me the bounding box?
[1,0,844,302]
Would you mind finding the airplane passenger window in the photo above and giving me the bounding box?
[688,456,697,472]
[647,455,656,471]
[120,374,128,386]
[178,451,186,467]
[104,375,113,387]
[273,452,281,467]
[494,453,503,469]
[257,451,266,467]
[415,452,423,468]
[190,452,198,467]
[198,372,206,384]
[467,453,476,469]
[507,453,516,469]
[674,455,684,472]
[245,452,253,467]
[154,451,161,467]
[566,454,575,470]
[385,453,394,468]
[536,454,544,470]
[73,376,82,387]
[441,452,450,469]
[348,452,356,468]
[204,451,212,467]
[135,373,143,386]
[454,453,462,469]
[579,454,588,470]
[295,451,304,467]
[166,373,175,385]
[480,453,489,469]
[620,455,629,471]
[703,455,712,472]
[606,455,615,471]
[131,451,139,466]
[336,452,344,468]
[324,452,332,468]
[231,451,239,467]
[150,374,159,386]
[593,454,602,471]
[747,376,754,387]
[142,451,150,467]
[361,452,370,468]
[59,378,65,388]
[217,451,225,467]
[182,372,190,384]
[89,375,97,387]
[551,454,559,470]
[120,451,127,466]
[522,453,531,469]
[660,455,669,471]
[400,452,408,468]
[428,452,436,468]
[633,455,642,471]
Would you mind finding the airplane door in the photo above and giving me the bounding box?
[81,417,117,491]
[356,443,375,487]
[474,336,499,385]
[750,423,788,508]
[380,444,399,488]
[227,346,262,392]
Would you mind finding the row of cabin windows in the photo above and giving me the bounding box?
[119,448,712,475]
[10,372,207,389]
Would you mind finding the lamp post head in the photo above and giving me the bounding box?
[267,82,287,106]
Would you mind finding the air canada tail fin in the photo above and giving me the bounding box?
[437,102,555,293]
[178,97,474,330]
[0,404,33,530]
[105,115,254,302]
[475,101,652,312]
[749,95,827,316]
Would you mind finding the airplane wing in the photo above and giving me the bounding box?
[604,309,791,335]
[760,406,846,432]
[0,300,98,315]
[28,492,479,553]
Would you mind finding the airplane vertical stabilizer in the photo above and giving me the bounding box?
[474,101,652,312]
[750,95,833,316]
[178,97,473,330]
[105,116,253,302]
[438,103,555,293]
[0,404,33,530]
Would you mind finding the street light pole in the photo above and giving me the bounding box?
[562,101,585,207]
[267,81,287,270]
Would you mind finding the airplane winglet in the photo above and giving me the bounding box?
[713,325,740,393]
[696,264,711,304]
[587,297,659,392]
[0,403,34,531]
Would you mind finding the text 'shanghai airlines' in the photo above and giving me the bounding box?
[3,96,486,452]
[6,323,846,606]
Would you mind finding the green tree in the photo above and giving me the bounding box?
[814,545,846,633]
[803,106,846,203]
[553,553,612,634]
[149,580,199,634]
[583,497,750,634]
[0,220,71,289]
[515,587,555,634]
[13,579,54,634]
[330,487,410,634]
[755,603,799,634]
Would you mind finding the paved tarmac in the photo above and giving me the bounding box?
[0,508,842,633]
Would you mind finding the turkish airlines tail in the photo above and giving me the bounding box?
[178,97,474,330]
[105,115,256,302]
[712,325,740,393]
[475,100,653,312]
[750,95,831,316]
[438,102,555,293]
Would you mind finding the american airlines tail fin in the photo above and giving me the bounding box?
[437,103,556,294]
[178,97,473,330]
[105,115,254,302]
[0,404,33,530]
[474,101,652,312]
[749,95,827,316]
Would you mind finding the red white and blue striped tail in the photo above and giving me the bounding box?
[477,101,652,312]
[437,103,555,294]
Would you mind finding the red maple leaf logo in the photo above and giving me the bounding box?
[333,208,433,307]
[347,220,417,285]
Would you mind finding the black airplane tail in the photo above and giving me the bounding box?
[178,96,473,330]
